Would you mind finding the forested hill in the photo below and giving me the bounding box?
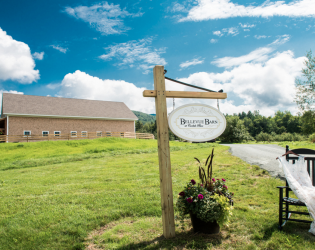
[132,111,156,124]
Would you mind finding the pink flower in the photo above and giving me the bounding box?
[191,179,196,185]
[200,184,203,187]
[223,184,228,190]
[212,178,215,182]
[222,178,226,182]
[186,197,193,203]
[198,194,204,199]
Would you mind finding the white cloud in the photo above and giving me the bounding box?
[0,28,39,84]
[222,27,239,36]
[254,35,269,39]
[164,51,305,116]
[179,58,204,69]
[210,39,218,43]
[239,23,256,29]
[0,90,24,114]
[213,26,239,38]
[46,83,61,90]
[213,47,273,68]
[168,3,188,12]
[179,0,315,22]
[213,30,223,37]
[99,37,167,74]
[32,52,44,60]
[64,2,142,35]
[58,70,155,113]
[212,35,289,68]
[57,49,305,116]
[50,45,68,53]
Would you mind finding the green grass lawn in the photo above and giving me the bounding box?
[0,138,314,249]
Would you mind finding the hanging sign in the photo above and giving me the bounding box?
[168,103,226,142]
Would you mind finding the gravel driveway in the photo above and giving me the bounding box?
[221,144,286,179]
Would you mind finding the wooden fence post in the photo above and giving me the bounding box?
[153,65,175,238]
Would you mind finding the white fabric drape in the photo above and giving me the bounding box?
[278,156,315,235]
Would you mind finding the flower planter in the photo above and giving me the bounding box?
[190,213,220,234]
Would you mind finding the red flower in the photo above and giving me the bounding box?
[198,194,204,199]
[222,178,226,182]
[186,197,193,203]
[191,179,196,185]
[179,191,185,196]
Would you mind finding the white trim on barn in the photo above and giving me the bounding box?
[7,115,9,136]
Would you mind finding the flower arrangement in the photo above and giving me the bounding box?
[176,149,234,228]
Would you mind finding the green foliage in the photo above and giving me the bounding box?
[176,181,232,227]
[295,50,315,112]
[132,111,156,124]
[195,149,214,191]
[309,133,315,143]
[256,132,306,142]
[256,132,273,142]
[219,116,253,143]
[301,110,315,135]
[176,151,233,228]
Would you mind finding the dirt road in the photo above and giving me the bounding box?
[222,144,285,179]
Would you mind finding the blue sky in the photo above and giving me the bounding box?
[0,0,315,116]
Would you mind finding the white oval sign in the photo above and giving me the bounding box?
[168,103,226,142]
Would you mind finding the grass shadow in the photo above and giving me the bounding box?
[114,230,224,250]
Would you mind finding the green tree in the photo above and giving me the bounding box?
[135,120,143,131]
[301,111,315,135]
[295,50,315,111]
[219,116,252,143]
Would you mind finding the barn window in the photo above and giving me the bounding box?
[54,131,61,136]
[71,131,77,137]
[24,130,31,136]
[81,131,87,137]
[97,131,102,137]
[42,131,49,136]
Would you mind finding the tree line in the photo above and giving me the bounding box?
[135,110,315,143]
[219,110,313,143]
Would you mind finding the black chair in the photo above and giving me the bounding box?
[277,145,315,230]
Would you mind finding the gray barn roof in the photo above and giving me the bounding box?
[2,93,138,121]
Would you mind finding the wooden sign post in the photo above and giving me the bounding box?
[143,65,227,238]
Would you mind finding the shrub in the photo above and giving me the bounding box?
[256,132,273,142]
[280,133,294,141]
[309,133,315,143]
[292,133,306,141]
[219,116,253,143]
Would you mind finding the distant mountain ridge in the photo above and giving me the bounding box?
[132,111,156,124]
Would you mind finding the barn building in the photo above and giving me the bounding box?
[1,93,138,138]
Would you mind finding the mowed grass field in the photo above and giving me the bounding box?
[0,138,314,249]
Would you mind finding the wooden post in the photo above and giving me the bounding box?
[153,65,175,238]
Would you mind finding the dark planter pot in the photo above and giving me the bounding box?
[190,213,220,234]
